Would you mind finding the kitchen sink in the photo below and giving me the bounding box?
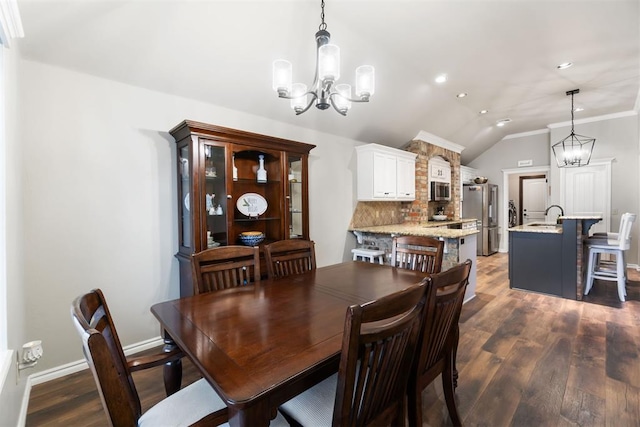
[528,222,560,227]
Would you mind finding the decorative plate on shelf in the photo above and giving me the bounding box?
[236,193,268,217]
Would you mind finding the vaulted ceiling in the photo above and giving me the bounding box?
[17,0,640,163]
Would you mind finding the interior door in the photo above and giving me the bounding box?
[561,161,610,235]
[521,177,547,224]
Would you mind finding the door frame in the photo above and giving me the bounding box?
[501,166,550,253]
[519,174,547,224]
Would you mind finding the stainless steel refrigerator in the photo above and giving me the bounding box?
[462,183,499,256]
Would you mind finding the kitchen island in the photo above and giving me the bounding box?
[349,220,478,302]
[508,215,602,300]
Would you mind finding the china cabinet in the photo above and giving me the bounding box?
[356,143,416,201]
[170,120,315,296]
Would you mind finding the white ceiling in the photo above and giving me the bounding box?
[16,0,640,163]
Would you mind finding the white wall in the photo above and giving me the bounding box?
[548,114,639,264]
[0,43,27,426]
[18,58,361,374]
[469,131,550,250]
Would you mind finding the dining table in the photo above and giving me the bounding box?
[151,261,427,426]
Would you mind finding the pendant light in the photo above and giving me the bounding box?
[272,0,375,116]
[552,89,596,167]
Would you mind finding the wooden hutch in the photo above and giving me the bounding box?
[170,120,315,297]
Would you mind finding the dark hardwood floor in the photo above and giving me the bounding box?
[26,254,640,426]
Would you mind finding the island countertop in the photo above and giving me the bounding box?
[349,220,479,239]
[508,215,603,235]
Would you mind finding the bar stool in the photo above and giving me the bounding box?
[585,213,636,301]
[351,248,385,265]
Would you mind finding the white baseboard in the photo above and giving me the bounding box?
[18,336,164,426]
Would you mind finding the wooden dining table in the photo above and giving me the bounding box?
[151,261,426,426]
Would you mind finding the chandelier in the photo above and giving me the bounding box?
[551,89,596,167]
[272,0,375,116]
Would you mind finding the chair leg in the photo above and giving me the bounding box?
[406,386,422,427]
[442,357,462,427]
[616,251,626,302]
[585,249,596,295]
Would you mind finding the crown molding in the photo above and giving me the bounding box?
[547,110,637,129]
[412,130,465,154]
[0,0,24,48]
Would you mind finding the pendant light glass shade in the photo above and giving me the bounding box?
[272,60,292,95]
[290,83,308,113]
[334,84,352,113]
[551,89,596,168]
[318,44,340,82]
[355,65,375,98]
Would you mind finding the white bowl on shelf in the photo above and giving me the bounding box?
[432,215,448,221]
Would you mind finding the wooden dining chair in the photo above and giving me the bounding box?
[70,288,229,427]
[263,239,316,279]
[391,235,444,274]
[191,245,260,294]
[279,278,430,426]
[407,259,472,427]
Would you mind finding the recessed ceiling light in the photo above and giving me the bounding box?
[557,62,573,70]
[574,107,584,112]
[435,74,447,84]
[479,109,488,114]
[496,118,512,127]
[456,92,467,98]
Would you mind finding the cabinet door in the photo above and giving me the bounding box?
[373,152,397,198]
[286,153,309,239]
[396,157,415,200]
[202,142,228,248]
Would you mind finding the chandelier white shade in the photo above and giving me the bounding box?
[272,0,374,116]
[551,89,596,168]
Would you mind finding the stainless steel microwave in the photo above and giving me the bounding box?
[430,181,451,201]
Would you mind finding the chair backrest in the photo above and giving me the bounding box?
[191,245,261,294]
[332,279,429,426]
[391,235,444,274]
[71,289,141,426]
[610,213,636,250]
[414,260,472,383]
[263,239,316,279]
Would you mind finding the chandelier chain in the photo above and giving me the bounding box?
[570,92,575,134]
[319,0,327,31]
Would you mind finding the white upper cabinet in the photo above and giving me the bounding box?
[356,144,417,201]
[396,156,416,199]
[428,157,451,183]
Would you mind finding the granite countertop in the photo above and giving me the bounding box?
[508,223,563,234]
[559,215,603,220]
[349,221,479,239]
[508,215,603,234]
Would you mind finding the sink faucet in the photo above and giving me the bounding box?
[545,205,565,217]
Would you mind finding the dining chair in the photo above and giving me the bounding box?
[407,259,472,427]
[70,288,229,427]
[264,239,316,279]
[191,245,260,294]
[585,213,636,301]
[391,235,444,274]
[279,278,429,426]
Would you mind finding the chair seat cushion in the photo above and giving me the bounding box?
[280,373,337,427]
[139,378,227,427]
